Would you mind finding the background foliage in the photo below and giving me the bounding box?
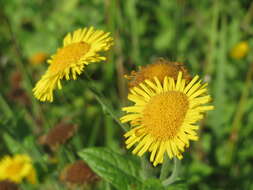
[1,0,253,189]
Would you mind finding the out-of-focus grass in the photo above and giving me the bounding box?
[0,0,253,189]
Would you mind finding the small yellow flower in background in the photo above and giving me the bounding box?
[29,52,48,65]
[126,58,192,89]
[0,154,37,184]
[121,72,213,166]
[230,41,249,59]
[33,27,113,102]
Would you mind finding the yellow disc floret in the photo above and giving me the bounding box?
[143,91,189,141]
[49,42,90,75]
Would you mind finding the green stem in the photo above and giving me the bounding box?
[84,74,127,132]
[0,93,14,118]
[241,2,253,34]
[204,0,219,76]
[230,63,253,137]
[140,156,151,179]
[227,62,253,163]
[105,182,111,190]
[89,88,127,132]
[87,116,101,146]
[3,14,49,129]
[159,155,170,180]
[162,158,180,187]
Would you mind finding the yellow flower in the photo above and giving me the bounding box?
[230,41,249,59]
[126,58,191,88]
[33,27,113,102]
[121,72,213,166]
[0,154,37,184]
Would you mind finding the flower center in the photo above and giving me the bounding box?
[142,91,189,140]
[49,42,90,73]
[6,162,24,175]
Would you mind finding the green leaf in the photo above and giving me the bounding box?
[167,179,188,190]
[140,178,165,190]
[3,133,25,154]
[78,147,142,190]
[188,160,213,184]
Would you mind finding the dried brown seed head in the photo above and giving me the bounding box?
[60,160,99,185]
[0,180,19,190]
[8,88,30,106]
[10,71,22,89]
[8,71,30,106]
[127,58,191,88]
[39,123,78,150]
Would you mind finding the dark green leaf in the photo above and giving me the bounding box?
[78,147,142,190]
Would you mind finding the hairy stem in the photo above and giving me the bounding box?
[227,62,253,163]
[162,158,180,186]
[84,74,127,132]
[159,155,170,180]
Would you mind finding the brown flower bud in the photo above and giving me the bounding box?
[0,180,19,190]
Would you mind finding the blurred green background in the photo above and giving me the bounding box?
[0,0,253,189]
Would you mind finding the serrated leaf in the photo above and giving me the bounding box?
[78,147,142,190]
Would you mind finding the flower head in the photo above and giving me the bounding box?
[10,71,22,89]
[33,27,113,102]
[9,71,30,106]
[0,154,37,184]
[0,180,19,190]
[230,41,249,59]
[121,72,213,166]
[60,160,98,185]
[39,122,78,151]
[126,58,191,88]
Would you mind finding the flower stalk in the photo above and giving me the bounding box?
[162,158,180,187]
